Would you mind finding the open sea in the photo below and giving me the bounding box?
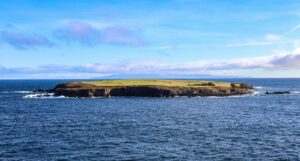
[0,79,299,160]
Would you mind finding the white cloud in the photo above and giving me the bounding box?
[54,21,146,46]
[0,30,53,50]
[265,34,281,41]
[1,48,300,78]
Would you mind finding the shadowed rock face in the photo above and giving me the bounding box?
[50,82,252,98]
[265,91,291,95]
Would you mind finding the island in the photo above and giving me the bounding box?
[38,79,254,98]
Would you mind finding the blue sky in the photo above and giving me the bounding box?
[1,0,300,78]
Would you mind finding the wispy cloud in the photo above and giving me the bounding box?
[102,26,145,46]
[1,48,300,78]
[0,66,7,73]
[265,34,281,41]
[0,30,53,50]
[54,21,146,46]
[53,21,100,45]
[290,24,300,33]
[150,40,295,50]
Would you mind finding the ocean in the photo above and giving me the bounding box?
[0,79,299,160]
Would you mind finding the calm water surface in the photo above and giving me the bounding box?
[0,79,300,160]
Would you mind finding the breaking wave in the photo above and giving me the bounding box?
[0,91,33,94]
[291,91,300,94]
[23,93,66,99]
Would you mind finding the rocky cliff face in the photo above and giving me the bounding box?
[51,82,252,98]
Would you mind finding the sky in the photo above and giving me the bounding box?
[1,0,300,79]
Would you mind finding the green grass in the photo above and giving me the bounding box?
[81,79,232,88]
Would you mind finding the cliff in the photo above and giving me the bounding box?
[44,80,253,98]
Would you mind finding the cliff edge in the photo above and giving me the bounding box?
[43,80,253,98]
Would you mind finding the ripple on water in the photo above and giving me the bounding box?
[0,79,300,160]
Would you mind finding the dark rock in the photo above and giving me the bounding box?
[33,89,47,92]
[265,91,291,95]
[33,88,54,93]
[239,83,254,89]
[51,86,251,98]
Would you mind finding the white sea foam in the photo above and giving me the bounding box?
[291,91,300,94]
[207,96,222,98]
[254,86,264,89]
[14,91,34,94]
[228,95,250,98]
[0,91,33,94]
[23,93,66,99]
[251,91,264,96]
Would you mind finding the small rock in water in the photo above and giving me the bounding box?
[33,89,47,92]
[265,91,291,95]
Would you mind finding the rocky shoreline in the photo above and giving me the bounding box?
[36,81,254,98]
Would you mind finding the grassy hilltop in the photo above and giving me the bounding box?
[81,79,233,88]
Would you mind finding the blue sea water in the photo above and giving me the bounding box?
[0,79,300,160]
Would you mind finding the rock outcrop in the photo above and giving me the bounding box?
[265,91,291,95]
[45,81,253,98]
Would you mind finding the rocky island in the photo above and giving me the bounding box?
[39,79,254,98]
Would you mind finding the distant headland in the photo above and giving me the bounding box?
[36,79,254,98]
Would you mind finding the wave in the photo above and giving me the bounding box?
[207,96,222,98]
[206,91,263,99]
[0,90,34,94]
[23,93,66,99]
[254,86,264,89]
[14,91,34,94]
[291,91,300,94]
[250,90,264,96]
